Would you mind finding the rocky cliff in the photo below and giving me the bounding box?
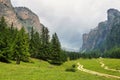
[0,0,22,30]
[15,7,43,33]
[0,0,43,32]
[81,9,120,52]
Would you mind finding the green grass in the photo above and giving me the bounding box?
[0,58,119,80]
[78,58,120,76]
[102,58,120,70]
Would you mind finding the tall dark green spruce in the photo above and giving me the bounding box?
[39,26,50,60]
[14,27,30,64]
[30,27,37,57]
[50,33,66,65]
[0,17,12,62]
[30,26,51,60]
[30,27,42,58]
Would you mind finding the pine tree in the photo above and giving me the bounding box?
[14,27,30,64]
[0,16,7,30]
[50,33,66,65]
[29,27,43,58]
[0,16,11,62]
[40,26,50,60]
[30,27,35,57]
[41,26,49,45]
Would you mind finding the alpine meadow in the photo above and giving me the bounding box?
[0,0,120,80]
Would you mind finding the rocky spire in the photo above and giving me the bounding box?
[107,8,120,23]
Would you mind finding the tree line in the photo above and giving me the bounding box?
[66,49,120,60]
[0,17,67,65]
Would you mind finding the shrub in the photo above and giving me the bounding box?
[0,54,11,63]
[48,60,63,65]
[66,64,77,72]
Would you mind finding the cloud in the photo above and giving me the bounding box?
[11,0,120,51]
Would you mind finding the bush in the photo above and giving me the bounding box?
[72,64,76,68]
[48,60,63,65]
[66,68,76,72]
[0,54,11,63]
[66,64,77,72]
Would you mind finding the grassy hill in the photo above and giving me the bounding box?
[0,58,120,80]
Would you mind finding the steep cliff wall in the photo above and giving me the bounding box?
[81,9,120,52]
[0,0,43,32]
[0,0,22,30]
[15,7,43,33]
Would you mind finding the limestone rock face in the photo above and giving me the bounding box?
[0,0,12,8]
[0,0,22,30]
[81,8,120,52]
[0,0,43,32]
[15,7,43,33]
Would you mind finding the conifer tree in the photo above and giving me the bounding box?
[29,27,42,58]
[50,33,66,64]
[14,27,30,64]
[40,26,50,60]
[30,27,35,57]
[0,16,11,62]
[0,16,7,30]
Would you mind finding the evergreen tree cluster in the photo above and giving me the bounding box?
[30,26,67,65]
[66,51,101,60]
[0,17,67,65]
[0,17,30,64]
[103,47,120,58]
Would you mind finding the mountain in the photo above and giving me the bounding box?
[81,8,120,52]
[0,0,22,30]
[0,0,43,32]
[15,7,43,33]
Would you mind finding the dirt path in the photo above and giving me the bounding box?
[99,61,120,72]
[77,63,120,79]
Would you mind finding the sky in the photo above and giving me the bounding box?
[11,0,120,51]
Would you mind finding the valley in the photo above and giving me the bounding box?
[0,58,120,80]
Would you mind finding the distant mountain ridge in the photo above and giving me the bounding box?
[0,0,43,32]
[81,8,120,52]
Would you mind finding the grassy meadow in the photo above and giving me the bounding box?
[102,58,120,70]
[0,58,120,80]
[78,58,120,76]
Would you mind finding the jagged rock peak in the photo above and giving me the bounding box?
[107,8,120,22]
[107,8,120,15]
